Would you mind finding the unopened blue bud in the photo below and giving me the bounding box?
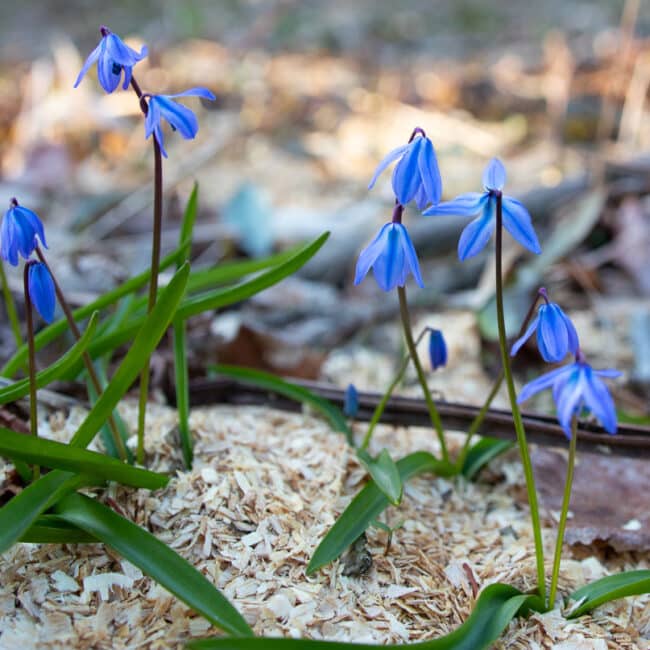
[27,262,56,323]
[428,329,447,370]
[343,384,359,418]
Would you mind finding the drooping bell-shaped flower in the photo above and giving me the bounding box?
[428,329,447,370]
[354,222,424,292]
[424,158,541,261]
[368,129,442,209]
[0,200,47,266]
[144,88,216,158]
[517,351,620,437]
[27,262,56,323]
[511,291,579,363]
[74,26,148,93]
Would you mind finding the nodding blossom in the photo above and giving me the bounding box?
[27,262,56,323]
[343,384,359,418]
[354,222,424,292]
[424,158,541,261]
[517,350,620,438]
[511,289,579,363]
[74,26,147,93]
[144,88,216,158]
[368,129,442,210]
[1,200,47,266]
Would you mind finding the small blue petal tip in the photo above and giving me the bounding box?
[428,329,447,370]
[27,262,56,323]
[343,384,359,418]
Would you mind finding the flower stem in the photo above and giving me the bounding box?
[360,327,430,451]
[494,191,545,603]
[397,286,449,462]
[35,247,128,461]
[456,286,544,470]
[136,134,164,465]
[0,259,23,352]
[23,264,39,480]
[548,417,577,608]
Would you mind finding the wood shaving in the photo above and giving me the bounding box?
[0,401,648,649]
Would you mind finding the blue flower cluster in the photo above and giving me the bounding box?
[75,27,215,156]
[0,200,56,323]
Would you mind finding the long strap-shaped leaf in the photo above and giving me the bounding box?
[187,583,542,650]
[20,515,97,544]
[212,364,353,444]
[307,452,455,574]
[566,570,650,618]
[0,264,190,552]
[70,262,190,449]
[0,470,89,553]
[0,312,98,404]
[83,233,330,361]
[54,493,253,638]
[0,427,168,489]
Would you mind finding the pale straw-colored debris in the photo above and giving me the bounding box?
[0,400,648,649]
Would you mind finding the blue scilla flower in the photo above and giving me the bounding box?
[423,158,541,261]
[368,129,442,209]
[517,351,620,437]
[74,26,147,93]
[27,262,56,323]
[428,329,447,370]
[343,383,359,418]
[511,289,579,362]
[1,200,47,266]
[144,88,216,158]
[354,222,424,292]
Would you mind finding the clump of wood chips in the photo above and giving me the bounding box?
[0,402,648,649]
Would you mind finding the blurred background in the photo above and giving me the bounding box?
[1,0,649,417]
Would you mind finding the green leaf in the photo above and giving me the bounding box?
[0,470,90,553]
[173,320,193,468]
[1,246,188,378]
[0,312,99,405]
[87,362,133,463]
[84,233,330,361]
[70,263,190,449]
[566,570,650,618]
[20,515,97,544]
[461,438,514,480]
[187,582,543,650]
[307,452,455,575]
[212,362,353,445]
[357,449,402,506]
[0,427,168,489]
[180,182,199,258]
[54,493,253,637]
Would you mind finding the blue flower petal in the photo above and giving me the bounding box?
[399,224,424,287]
[594,369,622,379]
[538,303,569,362]
[28,263,56,323]
[417,137,442,206]
[73,41,102,88]
[392,139,422,205]
[153,97,199,139]
[413,184,428,211]
[372,225,406,290]
[167,87,216,101]
[517,364,573,404]
[97,40,121,93]
[561,311,580,355]
[555,369,583,436]
[581,366,618,434]
[482,158,506,191]
[501,196,541,255]
[457,203,495,261]
[510,315,540,357]
[19,206,47,250]
[423,192,487,218]
[368,144,409,190]
[354,224,390,285]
